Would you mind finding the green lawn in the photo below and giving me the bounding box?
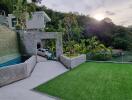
[35,62,132,100]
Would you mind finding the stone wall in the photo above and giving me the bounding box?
[60,54,86,69]
[0,63,27,86]
[0,56,37,87]
[25,56,37,75]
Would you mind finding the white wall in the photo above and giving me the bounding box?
[26,12,46,29]
[8,14,16,29]
[8,11,50,30]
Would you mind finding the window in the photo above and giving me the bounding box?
[11,18,17,27]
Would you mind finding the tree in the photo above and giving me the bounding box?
[63,14,82,41]
[63,14,82,56]
[0,0,41,29]
[0,0,13,15]
[13,0,37,29]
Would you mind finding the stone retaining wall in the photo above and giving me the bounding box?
[25,56,37,75]
[60,54,86,69]
[0,55,37,87]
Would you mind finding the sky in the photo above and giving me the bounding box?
[34,0,132,27]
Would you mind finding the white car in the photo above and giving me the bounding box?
[37,48,52,59]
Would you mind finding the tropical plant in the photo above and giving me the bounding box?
[87,36,112,60]
[79,39,87,54]
[63,14,82,57]
[12,0,37,29]
[64,40,76,57]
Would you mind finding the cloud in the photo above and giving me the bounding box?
[129,4,132,8]
[42,0,132,26]
[105,11,115,16]
[85,5,92,11]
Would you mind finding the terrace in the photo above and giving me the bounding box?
[0,1,132,100]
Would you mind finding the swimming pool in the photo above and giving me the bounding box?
[0,57,22,68]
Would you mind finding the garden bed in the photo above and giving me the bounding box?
[60,54,86,69]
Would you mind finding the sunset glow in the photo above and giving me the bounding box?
[93,14,105,21]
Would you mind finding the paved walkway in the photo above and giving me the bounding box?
[0,61,68,100]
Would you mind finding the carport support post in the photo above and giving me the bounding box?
[56,32,63,60]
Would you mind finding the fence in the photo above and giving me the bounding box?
[87,50,132,63]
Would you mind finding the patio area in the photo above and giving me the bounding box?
[0,60,67,100]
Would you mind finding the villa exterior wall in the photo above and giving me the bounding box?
[8,11,51,30]
[26,12,45,29]
[8,14,16,29]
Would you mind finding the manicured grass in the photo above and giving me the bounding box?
[35,62,132,100]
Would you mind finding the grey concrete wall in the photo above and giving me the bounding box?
[60,55,71,68]
[0,56,37,87]
[60,54,86,69]
[56,33,63,59]
[19,31,37,55]
[0,63,27,87]
[25,55,37,75]
[19,31,63,59]
[26,12,46,29]
[8,14,16,29]
[8,11,51,30]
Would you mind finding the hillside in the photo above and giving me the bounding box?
[0,2,132,51]
[37,6,132,50]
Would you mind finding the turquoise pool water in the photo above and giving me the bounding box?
[0,57,22,68]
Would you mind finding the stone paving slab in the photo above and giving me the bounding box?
[0,61,68,100]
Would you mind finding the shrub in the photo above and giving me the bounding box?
[87,36,112,61]
[87,51,112,61]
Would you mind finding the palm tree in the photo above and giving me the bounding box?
[87,36,112,60]
[87,36,109,53]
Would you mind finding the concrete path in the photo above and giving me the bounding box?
[37,56,47,63]
[0,61,68,100]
